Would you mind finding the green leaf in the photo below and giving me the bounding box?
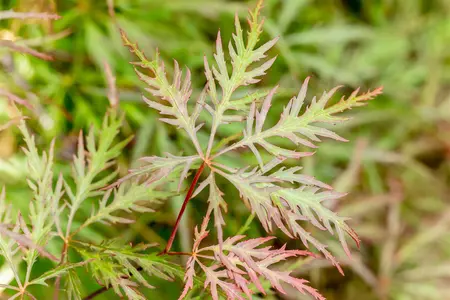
[29,261,89,286]
[73,241,190,298]
[66,269,83,300]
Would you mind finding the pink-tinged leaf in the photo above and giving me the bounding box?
[244,263,266,294]
[203,0,278,121]
[201,264,245,300]
[301,125,348,142]
[255,86,278,134]
[233,13,244,53]
[215,167,284,233]
[258,140,315,159]
[230,272,252,298]
[286,212,344,275]
[281,132,318,148]
[178,256,196,300]
[243,249,325,300]
[316,86,343,111]
[242,56,277,85]
[251,37,279,62]
[203,56,218,105]
[193,216,211,252]
[260,267,325,300]
[142,96,172,115]
[191,176,210,199]
[107,154,200,189]
[190,232,322,300]
[179,218,212,299]
[173,60,182,90]
[159,117,181,127]
[245,102,256,137]
[272,166,333,190]
[228,41,238,66]
[177,158,195,192]
[289,77,310,118]
[217,251,245,275]
[273,185,359,259]
[215,78,381,171]
[122,31,204,156]
[212,31,229,89]
[205,174,227,244]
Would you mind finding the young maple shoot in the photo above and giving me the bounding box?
[121,0,382,299]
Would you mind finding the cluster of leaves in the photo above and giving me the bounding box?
[0,108,185,299]
[74,240,186,299]
[260,1,450,299]
[179,216,324,300]
[118,1,381,299]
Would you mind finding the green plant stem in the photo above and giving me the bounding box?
[236,212,255,236]
[24,257,34,286]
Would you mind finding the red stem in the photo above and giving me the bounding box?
[160,161,206,255]
[166,251,192,256]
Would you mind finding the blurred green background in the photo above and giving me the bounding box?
[1,0,450,299]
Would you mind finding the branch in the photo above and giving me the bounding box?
[83,286,109,300]
[160,161,206,255]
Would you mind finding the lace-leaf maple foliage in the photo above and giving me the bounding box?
[120,0,382,299]
[0,110,187,299]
